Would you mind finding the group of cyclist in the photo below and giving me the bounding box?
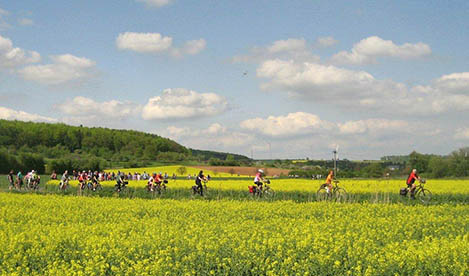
[7,170,41,190]
[7,166,424,200]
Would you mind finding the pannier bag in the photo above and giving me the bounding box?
[400,188,408,196]
[248,186,254,193]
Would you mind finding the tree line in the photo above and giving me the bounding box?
[0,120,189,173]
[286,148,469,178]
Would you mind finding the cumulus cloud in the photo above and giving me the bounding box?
[164,123,253,149]
[434,72,469,95]
[116,32,205,57]
[142,88,228,120]
[136,0,173,7]
[116,32,172,53]
[454,128,469,140]
[315,36,338,48]
[18,54,96,85]
[240,112,415,141]
[170,39,206,57]
[257,58,406,101]
[56,96,140,121]
[240,112,335,137]
[256,55,469,116]
[0,106,57,123]
[0,35,41,68]
[338,119,409,135]
[331,36,431,65]
[232,38,320,64]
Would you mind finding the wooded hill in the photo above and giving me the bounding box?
[0,120,252,174]
[0,120,189,173]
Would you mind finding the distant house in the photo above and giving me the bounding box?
[387,165,400,171]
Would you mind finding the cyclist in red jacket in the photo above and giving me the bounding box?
[406,169,421,199]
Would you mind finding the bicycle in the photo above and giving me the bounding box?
[87,181,102,192]
[249,179,274,198]
[59,179,70,191]
[192,180,208,196]
[115,180,129,194]
[148,180,167,196]
[400,179,432,203]
[27,178,40,191]
[316,180,347,202]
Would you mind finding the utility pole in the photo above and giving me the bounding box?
[333,145,339,176]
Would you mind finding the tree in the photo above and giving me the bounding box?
[176,166,187,176]
[409,151,430,173]
[228,168,236,175]
[427,156,449,178]
[448,148,469,177]
[362,163,383,178]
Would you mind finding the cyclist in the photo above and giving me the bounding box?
[31,170,39,189]
[155,172,163,186]
[406,169,421,199]
[90,171,99,191]
[324,170,334,194]
[115,172,127,192]
[7,170,14,190]
[195,170,207,196]
[147,173,156,191]
[78,171,87,191]
[60,170,70,190]
[254,169,266,194]
[16,171,23,189]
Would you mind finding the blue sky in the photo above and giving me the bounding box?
[1,0,469,159]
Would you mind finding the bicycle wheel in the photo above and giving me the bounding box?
[316,186,330,202]
[416,188,432,203]
[333,187,347,202]
[263,187,275,198]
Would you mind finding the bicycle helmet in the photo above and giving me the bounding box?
[258,169,264,174]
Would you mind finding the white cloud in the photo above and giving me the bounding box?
[116,32,205,57]
[331,36,431,65]
[315,36,338,48]
[257,58,405,101]
[0,35,41,68]
[267,38,307,54]
[164,124,254,149]
[56,96,140,120]
[434,72,469,95]
[338,119,409,135]
[240,112,334,137]
[142,88,228,120]
[136,0,173,7]
[454,128,469,140]
[255,57,469,116]
[116,32,172,53]
[0,106,57,123]
[170,39,206,57]
[18,18,34,26]
[18,54,96,85]
[232,38,320,64]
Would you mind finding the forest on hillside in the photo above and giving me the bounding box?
[0,120,252,174]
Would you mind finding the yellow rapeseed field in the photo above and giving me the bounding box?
[0,193,467,275]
